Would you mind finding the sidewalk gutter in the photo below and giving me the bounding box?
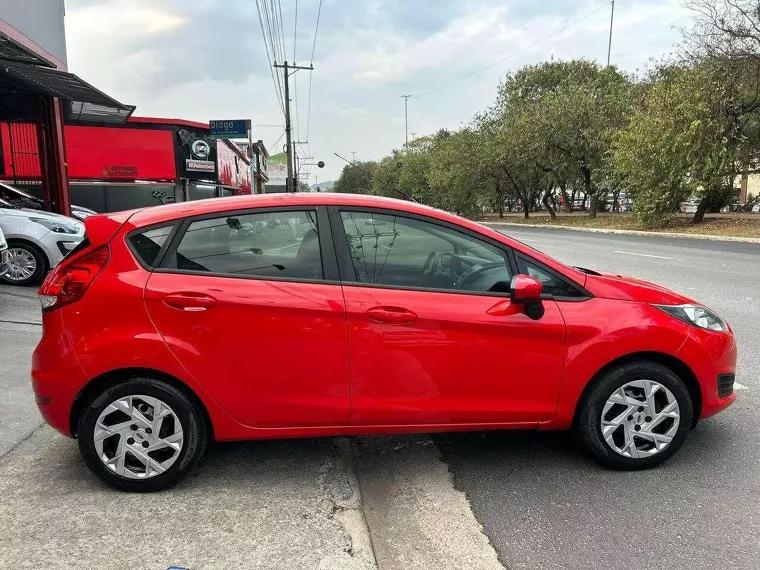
[483,222,760,244]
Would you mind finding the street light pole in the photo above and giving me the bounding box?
[607,0,615,67]
[401,94,411,146]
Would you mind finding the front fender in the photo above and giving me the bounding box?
[544,298,690,429]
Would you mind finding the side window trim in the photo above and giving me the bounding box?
[327,205,519,295]
[125,221,179,271]
[515,252,591,300]
[155,205,340,283]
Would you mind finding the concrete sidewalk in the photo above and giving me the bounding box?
[0,286,377,570]
[0,428,376,570]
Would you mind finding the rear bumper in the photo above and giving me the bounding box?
[31,311,89,437]
[677,326,737,420]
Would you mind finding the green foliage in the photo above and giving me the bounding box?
[332,161,376,194]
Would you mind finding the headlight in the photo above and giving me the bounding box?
[70,210,93,221]
[653,304,728,332]
[29,217,81,235]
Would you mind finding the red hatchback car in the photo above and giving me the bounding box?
[32,194,736,491]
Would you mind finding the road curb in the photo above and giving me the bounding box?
[482,222,760,243]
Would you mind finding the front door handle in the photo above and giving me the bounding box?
[366,306,418,325]
[163,292,217,312]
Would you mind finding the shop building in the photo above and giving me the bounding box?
[1,116,267,212]
[0,0,134,216]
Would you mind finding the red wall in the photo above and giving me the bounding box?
[1,123,176,182]
[65,126,176,180]
[217,139,251,194]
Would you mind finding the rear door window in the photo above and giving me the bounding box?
[168,210,324,280]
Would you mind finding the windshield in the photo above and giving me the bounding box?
[0,182,43,209]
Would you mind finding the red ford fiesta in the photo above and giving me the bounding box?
[32,194,736,492]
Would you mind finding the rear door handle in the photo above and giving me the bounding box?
[365,306,418,325]
[163,292,217,312]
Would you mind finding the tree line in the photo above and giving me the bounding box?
[332,0,760,226]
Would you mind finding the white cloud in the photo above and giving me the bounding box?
[65,0,692,183]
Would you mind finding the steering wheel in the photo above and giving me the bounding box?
[454,264,484,289]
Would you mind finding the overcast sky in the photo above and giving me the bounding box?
[65,0,692,183]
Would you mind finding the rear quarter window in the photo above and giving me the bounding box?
[128,225,173,268]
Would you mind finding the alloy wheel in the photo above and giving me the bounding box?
[600,379,680,459]
[94,395,185,479]
[5,247,37,282]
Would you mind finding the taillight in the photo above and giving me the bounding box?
[38,244,110,312]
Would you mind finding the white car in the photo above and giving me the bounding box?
[0,224,7,279]
[0,201,85,285]
[0,182,96,221]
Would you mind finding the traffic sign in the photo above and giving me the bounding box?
[209,119,251,138]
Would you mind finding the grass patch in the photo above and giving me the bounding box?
[482,213,760,239]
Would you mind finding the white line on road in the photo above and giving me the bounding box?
[735,382,748,390]
[613,250,674,260]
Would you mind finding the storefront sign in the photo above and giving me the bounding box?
[177,129,217,180]
[185,159,215,172]
[209,119,250,139]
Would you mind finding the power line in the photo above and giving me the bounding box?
[292,0,302,142]
[293,0,299,61]
[254,0,286,117]
[275,0,287,61]
[269,130,286,154]
[310,0,323,62]
[413,1,613,99]
[306,0,323,140]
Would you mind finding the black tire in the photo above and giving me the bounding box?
[576,361,693,470]
[78,377,207,492]
[2,240,47,285]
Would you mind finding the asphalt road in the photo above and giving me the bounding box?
[436,226,760,570]
[1,228,758,569]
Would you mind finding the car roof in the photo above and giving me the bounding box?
[125,193,462,228]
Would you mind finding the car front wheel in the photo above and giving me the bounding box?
[576,361,693,470]
[78,378,208,492]
[2,241,46,285]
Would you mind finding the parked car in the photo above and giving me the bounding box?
[0,181,97,221]
[0,205,85,285]
[0,224,8,279]
[32,194,736,492]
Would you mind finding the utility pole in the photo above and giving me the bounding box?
[274,60,313,191]
[607,0,615,67]
[351,151,357,163]
[401,94,412,146]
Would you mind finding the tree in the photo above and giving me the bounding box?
[613,64,746,225]
[488,60,633,218]
[684,0,760,63]
[332,160,376,194]
[427,128,486,217]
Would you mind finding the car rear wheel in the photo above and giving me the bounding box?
[576,361,693,470]
[78,378,208,492]
[2,241,46,285]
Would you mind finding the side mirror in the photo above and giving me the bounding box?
[510,274,545,320]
